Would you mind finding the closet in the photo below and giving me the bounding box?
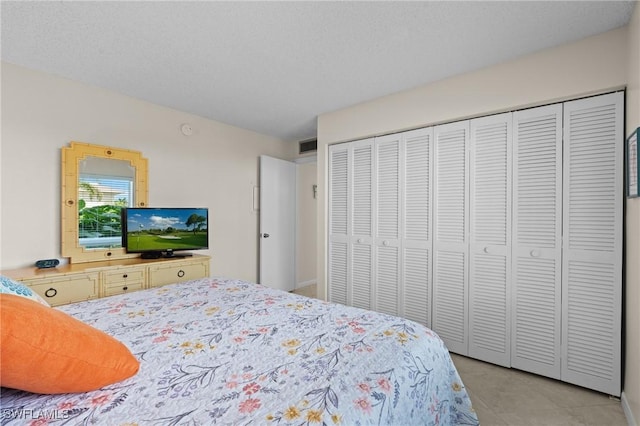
[327,92,623,396]
[328,128,433,326]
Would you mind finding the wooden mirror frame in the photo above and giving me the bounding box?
[61,141,148,263]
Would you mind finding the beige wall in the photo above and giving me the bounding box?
[624,2,640,425]
[296,160,317,287]
[317,26,628,297]
[0,62,294,282]
[317,23,634,420]
[318,27,627,146]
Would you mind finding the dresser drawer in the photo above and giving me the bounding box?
[25,273,100,307]
[103,280,145,296]
[148,261,208,288]
[102,268,145,297]
[103,269,145,285]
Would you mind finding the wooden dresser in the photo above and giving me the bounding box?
[1,254,210,307]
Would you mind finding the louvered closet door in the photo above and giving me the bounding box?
[562,92,623,396]
[402,128,433,327]
[350,140,375,310]
[328,144,350,305]
[511,104,563,379]
[433,121,469,354]
[375,134,401,316]
[468,113,512,367]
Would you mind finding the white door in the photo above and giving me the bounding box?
[375,134,401,316]
[561,92,623,396]
[432,120,470,355]
[402,127,433,328]
[351,139,375,310]
[511,104,563,379]
[468,112,512,367]
[259,155,296,291]
[328,145,350,304]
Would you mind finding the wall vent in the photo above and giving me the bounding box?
[299,139,317,154]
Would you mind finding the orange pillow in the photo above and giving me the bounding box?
[0,294,139,394]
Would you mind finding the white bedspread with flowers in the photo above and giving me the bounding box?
[1,277,478,425]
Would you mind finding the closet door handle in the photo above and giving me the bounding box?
[483,246,490,254]
[357,238,363,243]
[382,240,389,246]
[530,250,540,258]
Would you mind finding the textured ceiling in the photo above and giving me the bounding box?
[1,1,636,142]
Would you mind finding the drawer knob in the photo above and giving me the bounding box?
[177,269,185,278]
[122,286,128,291]
[123,274,128,278]
[44,288,57,298]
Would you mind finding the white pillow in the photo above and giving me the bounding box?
[0,275,50,307]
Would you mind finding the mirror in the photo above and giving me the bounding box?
[62,142,148,263]
[78,157,135,249]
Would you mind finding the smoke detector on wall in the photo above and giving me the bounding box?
[180,123,193,136]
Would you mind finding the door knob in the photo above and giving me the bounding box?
[263,233,270,238]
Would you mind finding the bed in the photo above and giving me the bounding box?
[1,277,478,425]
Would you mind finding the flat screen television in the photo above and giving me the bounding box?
[122,207,209,258]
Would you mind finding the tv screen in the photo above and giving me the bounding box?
[122,207,209,258]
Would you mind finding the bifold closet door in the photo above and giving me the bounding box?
[351,140,375,310]
[433,121,469,355]
[328,144,349,305]
[328,130,432,326]
[375,134,401,316]
[372,128,434,324]
[401,128,433,327]
[328,140,375,309]
[511,104,563,379]
[561,92,623,396]
[468,113,512,367]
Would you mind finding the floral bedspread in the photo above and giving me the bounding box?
[1,277,478,425]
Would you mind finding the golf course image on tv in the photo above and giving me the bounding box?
[123,207,208,253]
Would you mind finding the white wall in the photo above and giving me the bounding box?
[0,62,295,282]
[296,159,317,288]
[624,3,640,424]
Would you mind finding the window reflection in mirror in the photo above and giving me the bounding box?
[62,141,148,263]
[78,157,135,249]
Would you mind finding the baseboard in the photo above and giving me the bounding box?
[622,392,638,426]
[296,279,317,289]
